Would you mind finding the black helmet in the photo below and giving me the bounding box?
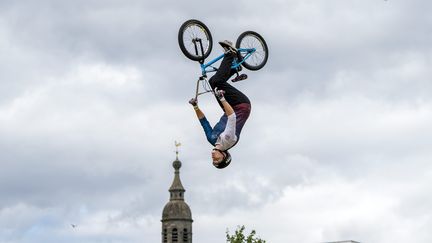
[213,149,232,169]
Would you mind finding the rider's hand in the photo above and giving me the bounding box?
[214,88,225,100]
[189,98,198,107]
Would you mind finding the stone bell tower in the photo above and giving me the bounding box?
[161,142,193,243]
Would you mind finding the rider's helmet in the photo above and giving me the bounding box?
[214,150,232,169]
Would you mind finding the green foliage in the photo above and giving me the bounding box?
[226,225,266,243]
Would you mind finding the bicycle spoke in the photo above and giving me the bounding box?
[182,24,210,58]
[239,34,266,67]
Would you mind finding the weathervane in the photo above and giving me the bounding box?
[175,140,182,159]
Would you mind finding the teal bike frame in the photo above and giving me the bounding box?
[200,48,256,77]
[194,48,256,98]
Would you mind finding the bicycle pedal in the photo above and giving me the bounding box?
[232,74,248,82]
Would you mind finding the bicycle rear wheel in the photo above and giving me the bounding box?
[178,19,213,62]
[236,31,268,71]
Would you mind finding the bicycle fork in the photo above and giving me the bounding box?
[195,76,213,99]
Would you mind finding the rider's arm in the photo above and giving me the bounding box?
[193,106,205,120]
[215,96,237,150]
[190,98,216,145]
[189,98,205,119]
[219,98,234,117]
[199,116,216,145]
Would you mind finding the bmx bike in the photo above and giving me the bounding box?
[178,19,269,98]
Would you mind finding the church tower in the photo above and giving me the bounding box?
[161,144,193,243]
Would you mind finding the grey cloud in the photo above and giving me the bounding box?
[1,0,432,242]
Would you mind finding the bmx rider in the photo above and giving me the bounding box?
[189,40,251,169]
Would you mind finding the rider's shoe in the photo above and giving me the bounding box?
[231,73,248,82]
[219,40,238,55]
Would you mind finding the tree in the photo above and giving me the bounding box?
[226,225,266,243]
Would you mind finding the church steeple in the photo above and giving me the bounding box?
[161,142,193,243]
[169,157,185,201]
[169,141,185,201]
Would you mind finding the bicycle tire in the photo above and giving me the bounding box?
[178,19,213,62]
[236,31,269,71]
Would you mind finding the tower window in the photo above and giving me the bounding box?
[183,228,188,242]
[172,228,178,242]
[163,228,167,243]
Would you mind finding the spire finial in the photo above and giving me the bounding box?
[175,140,182,160]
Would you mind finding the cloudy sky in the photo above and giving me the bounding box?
[1,0,431,242]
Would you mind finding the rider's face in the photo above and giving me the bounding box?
[211,149,224,165]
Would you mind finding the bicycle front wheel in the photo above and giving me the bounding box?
[236,31,269,71]
[178,19,213,62]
